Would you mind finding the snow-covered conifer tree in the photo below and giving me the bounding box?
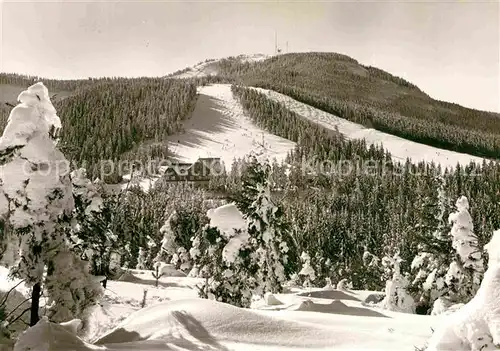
[299,252,316,287]
[71,168,118,277]
[171,246,191,272]
[361,249,384,290]
[0,83,102,326]
[198,156,293,307]
[379,252,415,313]
[234,155,290,296]
[136,248,147,270]
[427,229,500,351]
[160,211,177,250]
[445,196,484,303]
[410,177,451,311]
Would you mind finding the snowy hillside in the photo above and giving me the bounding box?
[251,87,485,168]
[168,54,270,79]
[167,84,296,168]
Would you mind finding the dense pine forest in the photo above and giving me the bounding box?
[0,74,197,179]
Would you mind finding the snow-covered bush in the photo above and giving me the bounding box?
[323,277,334,290]
[430,297,464,316]
[155,189,210,269]
[171,247,191,272]
[427,229,500,351]
[0,277,30,342]
[286,273,301,289]
[0,82,102,327]
[336,278,353,291]
[379,252,415,313]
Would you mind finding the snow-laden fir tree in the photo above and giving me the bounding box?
[171,246,192,273]
[427,229,500,351]
[191,203,252,306]
[156,210,194,272]
[299,252,316,287]
[158,211,177,259]
[361,249,384,290]
[445,196,484,303]
[410,176,451,310]
[233,155,291,297]
[0,82,102,326]
[155,188,208,269]
[71,169,119,277]
[136,248,147,270]
[379,252,415,313]
[200,156,292,307]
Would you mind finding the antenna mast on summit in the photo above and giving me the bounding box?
[274,30,278,55]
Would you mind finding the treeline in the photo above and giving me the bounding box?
[211,52,500,159]
[0,72,95,92]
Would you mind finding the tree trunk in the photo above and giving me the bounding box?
[30,283,41,326]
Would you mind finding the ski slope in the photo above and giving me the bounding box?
[167,84,296,169]
[251,87,485,169]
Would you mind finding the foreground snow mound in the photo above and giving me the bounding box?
[427,230,500,350]
[13,317,98,351]
[96,298,339,349]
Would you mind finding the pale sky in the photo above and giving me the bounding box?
[1,0,499,112]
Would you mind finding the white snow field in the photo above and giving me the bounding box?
[12,269,440,351]
[167,84,296,169]
[250,87,485,168]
